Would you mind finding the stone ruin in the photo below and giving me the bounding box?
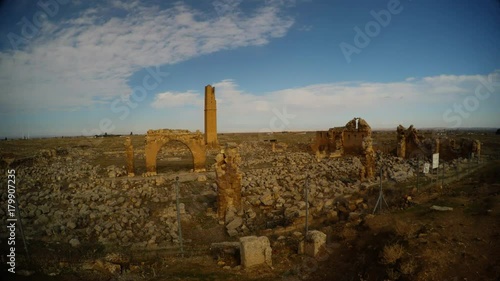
[214,143,243,224]
[396,125,439,159]
[239,236,272,268]
[311,117,375,179]
[144,129,207,176]
[124,84,219,177]
[124,137,135,177]
[396,124,481,161]
[204,85,218,148]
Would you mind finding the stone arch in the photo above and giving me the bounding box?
[144,129,206,176]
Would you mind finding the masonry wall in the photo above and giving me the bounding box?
[343,131,367,155]
[204,85,218,147]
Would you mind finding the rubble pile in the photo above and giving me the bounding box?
[0,148,193,250]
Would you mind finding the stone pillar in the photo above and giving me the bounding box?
[362,136,375,179]
[124,137,135,177]
[215,144,242,222]
[204,85,218,147]
[473,140,481,160]
[396,125,406,158]
[144,140,158,176]
[433,138,440,154]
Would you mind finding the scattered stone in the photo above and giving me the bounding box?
[226,216,243,232]
[69,238,81,248]
[430,205,453,211]
[299,230,327,257]
[239,236,272,268]
[260,192,274,206]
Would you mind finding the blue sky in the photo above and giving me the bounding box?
[0,0,499,138]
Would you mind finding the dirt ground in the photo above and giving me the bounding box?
[300,160,500,281]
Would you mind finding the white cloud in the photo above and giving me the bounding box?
[0,1,294,112]
[151,91,202,108]
[150,71,500,131]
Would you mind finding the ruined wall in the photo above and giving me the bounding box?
[343,118,371,155]
[396,125,407,158]
[204,85,218,147]
[312,118,371,157]
[396,125,480,161]
[311,118,374,179]
[362,136,375,179]
[439,138,481,161]
[214,144,242,222]
[144,129,206,176]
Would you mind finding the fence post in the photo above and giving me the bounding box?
[175,177,184,257]
[441,163,445,187]
[416,157,420,191]
[304,176,309,236]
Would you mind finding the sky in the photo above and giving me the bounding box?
[0,0,499,138]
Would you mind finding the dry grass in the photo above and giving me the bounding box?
[385,268,401,280]
[381,243,405,265]
[400,258,418,275]
[393,219,419,240]
[341,226,357,241]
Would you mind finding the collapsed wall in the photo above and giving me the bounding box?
[396,125,480,161]
[215,144,243,222]
[311,117,375,179]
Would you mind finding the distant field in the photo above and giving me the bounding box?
[1,129,498,160]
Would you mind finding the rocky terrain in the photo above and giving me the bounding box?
[0,131,498,281]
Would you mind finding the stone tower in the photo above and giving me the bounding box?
[204,85,218,147]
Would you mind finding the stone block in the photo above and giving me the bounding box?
[239,236,272,268]
[299,230,327,258]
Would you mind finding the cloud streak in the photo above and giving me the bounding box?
[151,91,202,108]
[0,1,294,112]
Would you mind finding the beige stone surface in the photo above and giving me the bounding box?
[397,124,481,160]
[239,236,272,268]
[299,230,327,258]
[215,145,242,221]
[144,129,206,175]
[204,85,218,147]
[311,117,374,179]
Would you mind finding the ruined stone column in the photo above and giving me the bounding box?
[204,85,218,147]
[433,138,440,155]
[362,136,375,179]
[124,137,135,177]
[396,125,406,158]
[215,144,242,222]
[473,140,481,160]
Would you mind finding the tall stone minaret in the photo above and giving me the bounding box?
[204,85,218,147]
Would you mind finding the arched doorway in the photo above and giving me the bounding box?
[144,129,206,176]
[155,140,195,173]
